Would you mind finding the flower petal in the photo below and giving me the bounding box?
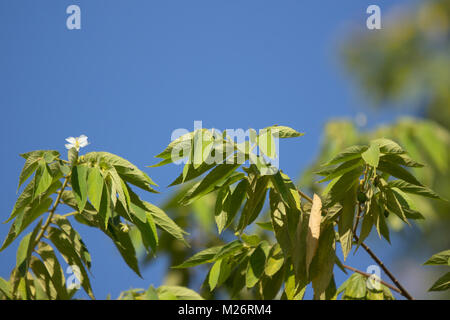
[79,140,89,147]
[65,143,74,150]
[65,137,76,144]
[78,135,88,144]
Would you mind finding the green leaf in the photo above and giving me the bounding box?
[311,224,336,299]
[51,215,91,270]
[361,142,380,168]
[85,152,157,192]
[415,122,448,172]
[156,286,204,300]
[241,234,261,247]
[97,184,112,229]
[387,180,443,200]
[144,201,188,245]
[35,242,69,299]
[373,138,405,155]
[317,158,363,183]
[226,179,249,228]
[34,161,53,198]
[323,145,367,166]
[1,196,53,252]
[385,188,408,224]
[338,184,356,260]
[424,250,450,266]
[323,167,364,206]
[265,244,284,277]
[343,273,366,299]
[263,125,304,138]
[270,171,301,210]
[68,148,78,166]
[209,258,232,291]
[106,222,142,278]
[18,155,40,192]
[370,200,390,243]
[130,207,158,254]
[155,131,195,160]
[0,277,12,299]
[48,227,95,299]
[180,164,240,205]
[87,167,104,211]
[237,176,269,231]
[47,227,95,298]
[377,160,423,186]
[143,285,159,300]
[380,154,424,168]
[256,221,274,232]
[71,165,88,212]
[174,246,223,268]
[270,190,294,257]
[284,264,306,300]
[16,219,42,277]
[246,243,269,288]
[213,240,244,261]
[214,187,231,234]
[429,272,450,292]
[168,162,215,187]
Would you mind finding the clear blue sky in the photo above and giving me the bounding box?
[0,0,420,299]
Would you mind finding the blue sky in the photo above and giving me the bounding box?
[0,0,423,299]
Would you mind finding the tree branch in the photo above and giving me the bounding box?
[342,264,401,294]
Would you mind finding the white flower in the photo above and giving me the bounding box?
[65,135,89,151]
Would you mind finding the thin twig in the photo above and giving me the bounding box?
[297,188,414,300]
[353,234,414,300]
[342,264,401,294]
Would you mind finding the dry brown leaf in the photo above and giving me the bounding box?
[306,193,322,275]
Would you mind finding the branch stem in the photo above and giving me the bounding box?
[33,175,70,247]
